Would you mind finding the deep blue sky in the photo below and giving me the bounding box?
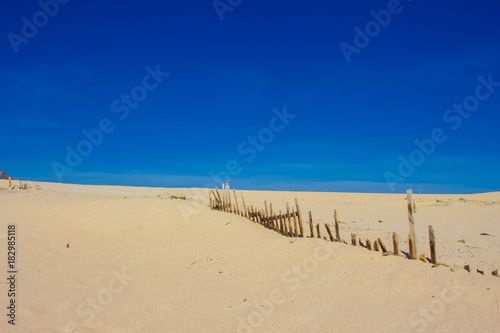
[1,0,499,193]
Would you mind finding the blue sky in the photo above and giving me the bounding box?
[1,0,499,193]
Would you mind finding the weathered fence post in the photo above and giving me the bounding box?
[351,233,356,246]
[377,238,388,253]
[334,209,341,242]
[408,232,415,259]
[316,223,321,239]
[428,225,437,265]
[324,223,334,241]
[308,211,314,238]
[392,232,399,255]
[292,207,299,237]
[295,198,304,237]
[233,190,240,215]
[241,194,248,218]
[286,202,293,236]
[407,189,417,259]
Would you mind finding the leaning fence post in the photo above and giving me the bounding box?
[308,211,314,237]
[392,232,399,255]
[292,207,299,237]
[324,223,334,241]
[334,209,341,242]
[428,225,437,265]
[241,194,248,218]
[407,189,417,259]
[286,202,293,236]
[377,238,388,253]
[351,233,357,246]
[233,190,240,215]
[295,198,304,237]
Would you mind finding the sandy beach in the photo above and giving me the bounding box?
[1,180,499,332]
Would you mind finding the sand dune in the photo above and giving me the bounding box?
[0,180,499,332]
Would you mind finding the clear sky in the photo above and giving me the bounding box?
[1,0,499,193]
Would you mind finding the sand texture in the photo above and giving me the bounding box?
[1,180,499,332]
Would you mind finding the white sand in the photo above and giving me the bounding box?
[0,180,498,332]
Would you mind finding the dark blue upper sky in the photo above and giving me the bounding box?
[1,0,499,193]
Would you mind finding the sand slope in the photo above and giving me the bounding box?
[0,181,499,332]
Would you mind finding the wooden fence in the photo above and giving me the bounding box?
[209,187,498,278]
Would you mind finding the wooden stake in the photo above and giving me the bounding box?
[334,209,340,242]
[292,208,299,237]
[407,189,417,259]
[264,200,269,226]
[215,188,223,210]
[279,210,285,235]
[464,265,470,273]
[228,189,233,213]
[409,232,415,260]
[241,194,248,218]
[286,202,293,236]
[282,212,287,235]
[269,203,274,229]
[428,225,437,265]
[351,233,356,246]
[8,177,11,189]
[308,211,314,238]
[373,240,379,251]
[366,239,372,250]
[493,269,498,277]
[324,223,334,241]
[377,238,388,253]
[233,190,240,215]
[295,198,304,237]
[316,223,321,239]
[392,232,399,255]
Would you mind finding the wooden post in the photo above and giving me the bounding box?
[392,232,399,255]
[324,223,334,241]
[228,189,233,213]
[493,269,498,277]
[334,209,340,242]
[292,208,299,237]
[407,189,417,259]
[351,233,356,246]
[215,188,223,210]
[428,225,437,265]
[366,239,372,250]
[8,177,11,189]
[408,232,415,260]
[377,238,388,253]
[316,223,321,239]
[233,190,240,215]
[286,202,293,236]
[269,203,274,229]
[280,210,287,236]
[241,194,248,218]
[264,200,269,227]
[295,198,304,237]
[373,240,379,251]
[464,265,471,273]
[308,211,314,238]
